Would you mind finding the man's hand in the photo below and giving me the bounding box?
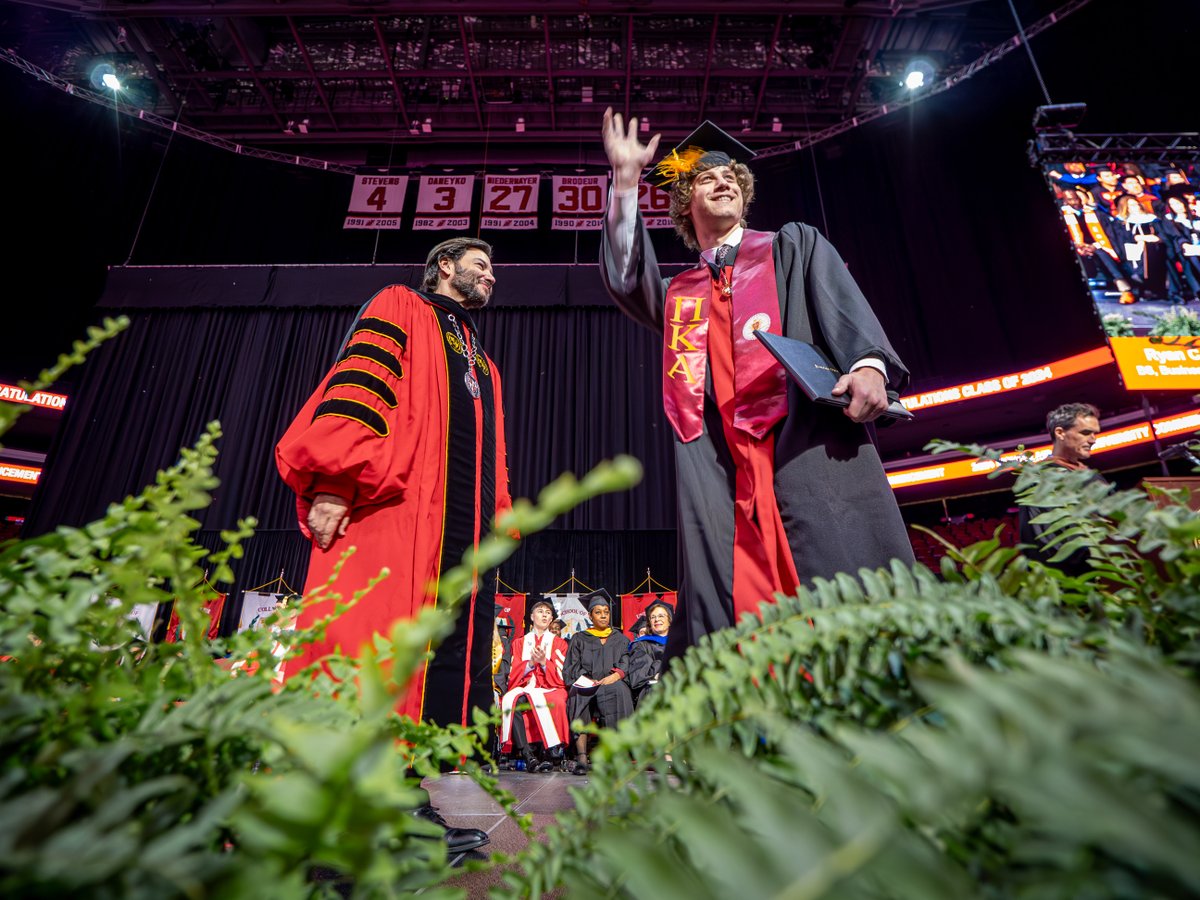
[307,493,351,550]
[602,107,661,193]
[831,367,889,423]
[531,645,547,666]
[597,672,622,686]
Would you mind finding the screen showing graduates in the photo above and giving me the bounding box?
[1044,160,1200,337]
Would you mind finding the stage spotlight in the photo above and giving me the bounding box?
[771,116,782,133]
[902,59,935,90]
[90,62,121,91]
[421,117,433,133]
[515,116,525,133]
[639,117,649,133]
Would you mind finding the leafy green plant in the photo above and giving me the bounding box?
[1102,312,1134,337]
[498,443,1200,899]
[1149,305,1200,337]
[0,324,643,898]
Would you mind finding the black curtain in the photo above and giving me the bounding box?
[25,264,682,612]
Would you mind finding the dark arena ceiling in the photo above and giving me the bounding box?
[3,0,1033,167]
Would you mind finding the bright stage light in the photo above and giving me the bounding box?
[902,59,935,91]
[90,62,121,91]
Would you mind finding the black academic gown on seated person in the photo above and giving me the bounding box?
[563,630,634,726]
[600,215,916,660]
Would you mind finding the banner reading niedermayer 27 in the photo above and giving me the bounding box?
[551,174,607,230]
[481,174,540,230]
[414,174,475,230]
[344,174,409,230]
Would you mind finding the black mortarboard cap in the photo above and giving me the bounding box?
[582,588,614,612]
[645,599,675,620]
[652,120,757,187]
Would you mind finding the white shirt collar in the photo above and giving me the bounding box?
[700,225,744,265]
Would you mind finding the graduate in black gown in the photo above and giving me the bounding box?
[599,110,914,662]
[563,590,633,774]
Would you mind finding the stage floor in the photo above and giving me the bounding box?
[427,770,581,897]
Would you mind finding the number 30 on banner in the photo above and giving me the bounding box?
[551,175,607,215]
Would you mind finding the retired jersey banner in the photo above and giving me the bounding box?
[638,181,673,229]
[481,175,540,230]
[345,174,409,229]
[551,175,607,230]
[414,174,475,230]
[494,592,527,642]
[239,591,288,632]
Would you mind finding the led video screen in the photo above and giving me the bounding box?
[1044,158,1200,389]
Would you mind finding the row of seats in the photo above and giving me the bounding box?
[908,515,1019,569]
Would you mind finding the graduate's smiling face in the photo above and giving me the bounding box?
[647,606,671,636]
[440,248,495,309]
[688,165,744,230]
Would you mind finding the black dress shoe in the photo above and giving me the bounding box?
[412,805,490,853]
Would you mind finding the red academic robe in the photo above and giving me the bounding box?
[499,630,570,752]
[276,285,512,727]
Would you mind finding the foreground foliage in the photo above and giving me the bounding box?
[500,446,1200,899]
[0,324,643,898]
[7,328,1199,898]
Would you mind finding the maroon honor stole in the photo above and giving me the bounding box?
[662,229,789,443]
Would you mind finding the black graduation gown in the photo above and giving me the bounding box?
[563,630,634,726]
[625,636,667,705]
[600,215,915,658]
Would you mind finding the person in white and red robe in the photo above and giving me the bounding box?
[499,599,569,772]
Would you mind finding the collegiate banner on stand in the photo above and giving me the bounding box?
[344,174,409,230]
[639,181,674,229]
[127,602,161,639]
[481,175,540,230]
[414,175,475,230]
[551,175,607,230]
[494,592,528,642]
[620,591,677,638]
[239,591,288,632]
[541,592,590,636]
[164,593,226,643]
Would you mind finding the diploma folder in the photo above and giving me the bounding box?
[754,330,913,421]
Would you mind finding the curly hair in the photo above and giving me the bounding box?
[1046,402,1100,441]
[668,159,756,251]
[420,237,493,292]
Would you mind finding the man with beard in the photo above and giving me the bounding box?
[276,237,510,853]
[599,111,913,659]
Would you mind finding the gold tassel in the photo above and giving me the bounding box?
[653,146,706,184]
